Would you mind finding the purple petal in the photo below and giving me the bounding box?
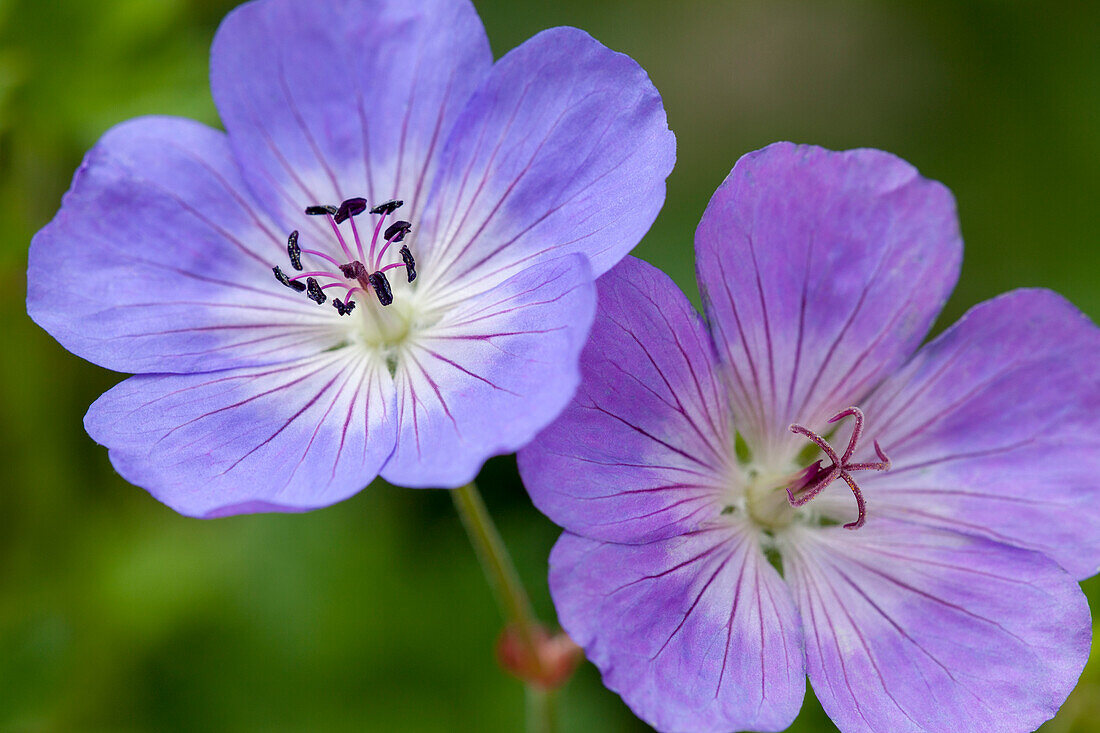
[695,143,961,463]
[210,0,492,237]
[551,526,805,732]
[858,289,1100,579]
[27,116,336,374]
[380,254,595,487]
[85,352,397,517]
[783,521,1089,733]
[518,257,735,543]
[414,26,674,294]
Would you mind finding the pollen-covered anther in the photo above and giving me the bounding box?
[273,265,306,292]
[370,199,403,215]
[306,276,327,304]
[287,230,302,270]
[400,244,417,282]
[334,197,368,224]
[368,270,393,306]
[304,204,338,216]
[384,220,412,243]
[787,406,891,530]
[332,298,356,316]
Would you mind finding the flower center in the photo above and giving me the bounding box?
[784,406,891,529]
[271,196,417,316]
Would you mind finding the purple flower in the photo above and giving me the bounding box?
[519,143,1098,732]
[26,0,674,517]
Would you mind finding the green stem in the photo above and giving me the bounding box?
[526,687,557,733]
[451,482,554,731]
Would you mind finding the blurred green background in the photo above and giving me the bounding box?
[1,0,1098,730]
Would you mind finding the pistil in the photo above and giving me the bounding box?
[786,407,890,529]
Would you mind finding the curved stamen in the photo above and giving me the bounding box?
[349,215,366,262]
[787,406,891,530]
[290,270,345,281]
[299,247,344,268]
[325,213,356,262]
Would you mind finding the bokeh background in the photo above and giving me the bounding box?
[1,0,1098,730]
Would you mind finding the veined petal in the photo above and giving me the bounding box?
[551,525,806,733]
[210,0,492,239]
[380,254,595,488]
[782,522,1089,733]
[415,26,674,295]
[27,116,337,374]
[518,257,735,544]
[695,143,961,464]
[85,351,397,517]
[859,289,1100,579]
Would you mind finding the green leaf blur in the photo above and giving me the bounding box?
[1,1,1097,731]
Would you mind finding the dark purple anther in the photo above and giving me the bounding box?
[400,244,417,282]
[305,204,338,216]
[787,406,890,530]
[370,199,403,216]
[368,271,393,306]
[334,197,368,224]
[287,230,302,270]
[273,266,307,292]
[306,277,327,304]
[332,298,356,316]
[384,220,412,243]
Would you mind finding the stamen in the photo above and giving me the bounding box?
[370,199,403,216]
[332,298,356,316]
[287,230,303,270]
[787,406,890,530]
[273,266,307,292]
[400,244,417,282]
[368,271,393,306]
[384,220,412,243]
[334,197,368,224]
[306,277,327,304]
[374,226,410,270]
[299,247,344,268]
[269,195,417,311]
[325,210,356,262]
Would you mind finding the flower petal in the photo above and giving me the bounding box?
[380,254,595,488]
[210,0,491,237]
[859,289,1100,579]
[782,522,1089,733]
[85,351,396,517]
[27,116,337,374]
[518,257,735,544]
[695,143,961,463]
[415,26,674,295]
[551,525,806,733]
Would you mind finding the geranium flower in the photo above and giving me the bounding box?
[519,143,1098,732]
[27,0,674,517]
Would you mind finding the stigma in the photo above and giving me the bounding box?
[271,196,417,315]
[786,407,890,530]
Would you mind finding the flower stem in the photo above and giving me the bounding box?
[526,687,557,733]
[451,482,553,731]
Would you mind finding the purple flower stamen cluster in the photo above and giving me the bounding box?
[787,406,891,529]
[274,196,415,312]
